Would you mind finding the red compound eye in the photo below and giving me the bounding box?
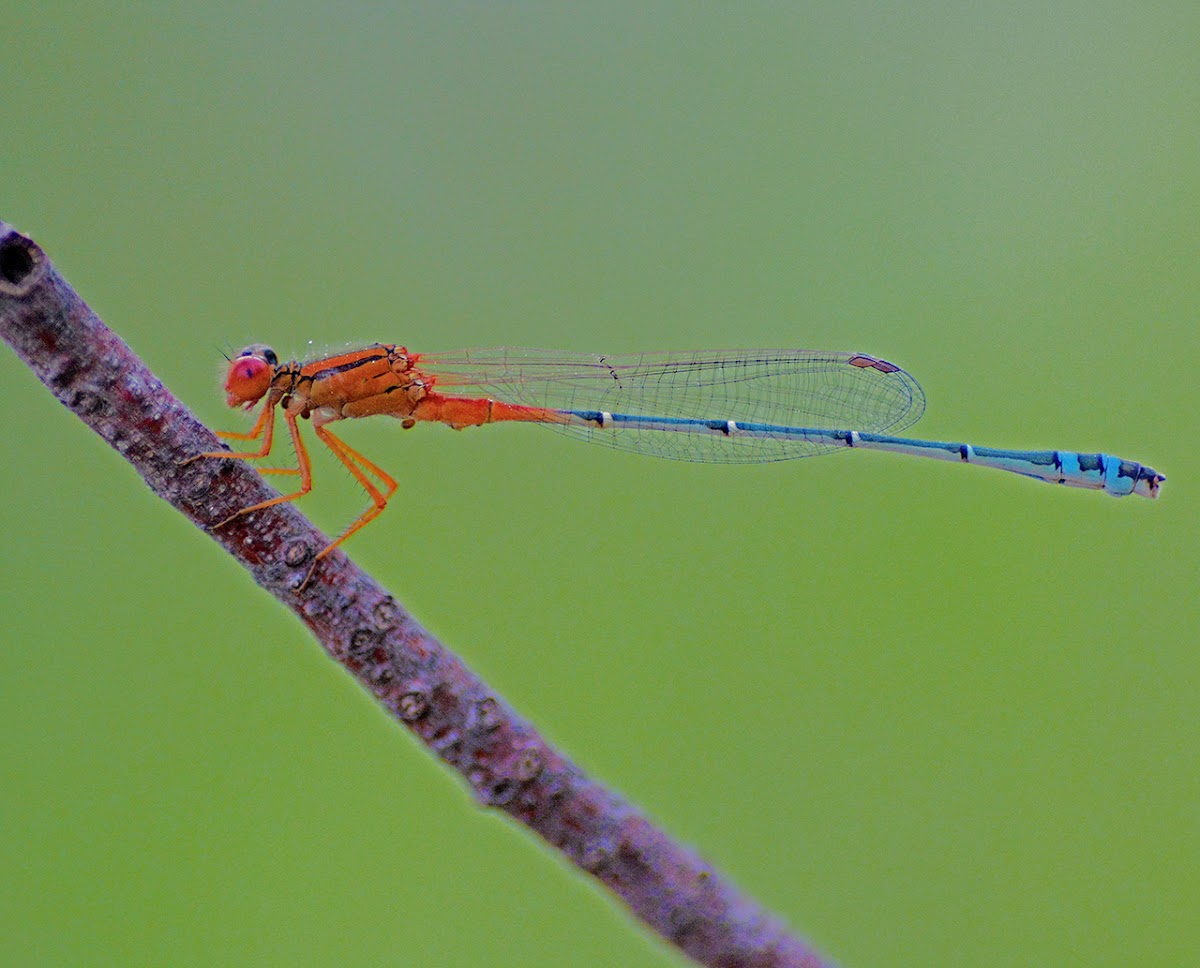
[224,353,274,407]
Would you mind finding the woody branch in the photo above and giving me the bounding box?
[0,222,832,968]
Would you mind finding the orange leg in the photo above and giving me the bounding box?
[296,426,399,589]
[210,409,314,530]
[214,401,274,443]
[182,403,302,477]
[183,402,276,462]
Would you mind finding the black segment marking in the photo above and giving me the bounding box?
[312,352,391,383]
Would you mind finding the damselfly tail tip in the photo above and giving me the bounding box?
[1138,466,1165,499]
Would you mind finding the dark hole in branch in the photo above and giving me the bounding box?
[1,239,35,285]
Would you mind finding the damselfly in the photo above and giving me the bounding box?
[189,344,1164,585]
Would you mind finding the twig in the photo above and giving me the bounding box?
[0,222,834,968]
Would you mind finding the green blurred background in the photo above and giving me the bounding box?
[3,4,1196,966]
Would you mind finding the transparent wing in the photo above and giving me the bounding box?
[418,348,926,463]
